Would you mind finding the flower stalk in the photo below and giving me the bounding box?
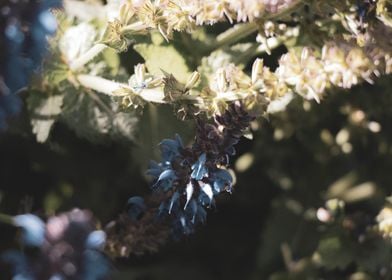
[76,74,257,105]
[69,43,108,71]
[211,22,259,50]
[77,74,167,103]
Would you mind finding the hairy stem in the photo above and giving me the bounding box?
[76,74,166,103]
[210,0,303,51]
[69,44,108,71]
[76,74,259,108]
[212,22,259,51]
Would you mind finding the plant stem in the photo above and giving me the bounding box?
[0,213,14,225]
[77,72,280,108]
[77,73,274,107]
[265,0,304,20]
[76,74,166,103]
[212,22,259,51]
[69,44,107,71]
[209,0,303,51]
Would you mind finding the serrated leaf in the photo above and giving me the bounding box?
[134,43,191,83]
[60,89,138,143]
[28,92,64,143]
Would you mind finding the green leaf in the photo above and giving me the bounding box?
[28,91,64,143]
[60,89,139,143]
[134,43,191,83]
[102,47,121,75]
[316,236,354,270]
[253,198,319,278]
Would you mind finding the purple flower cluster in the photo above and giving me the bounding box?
[130,102,254,235]
[2,209,110,280]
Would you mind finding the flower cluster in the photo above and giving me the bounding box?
[275,41,392,103]
[44,0,392,127]
[113,63,164,109]
[2,209,110,280]
[98,0,301,51]
[126,102,254,236]
[76,31,392,123]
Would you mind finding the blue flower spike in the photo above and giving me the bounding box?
[135,103,253,237]
[199,182,214,206]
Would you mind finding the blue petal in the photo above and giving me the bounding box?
[155,169,177,191]
[158,202,167,217]
[197,206,207,224]
[157,169,176,181]
[198,192,214,207]
[201,183,214,201]
[184,181,194,209]
[168,192,180,214]
[191,153,208,180]
[159,134,183,162]
[86,230,106,250]
[212,169,233,193]
[13,214,45,247]
[188,199,198,224]
[146,160,164,178]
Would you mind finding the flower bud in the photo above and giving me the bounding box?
[134,64,146,85]
[251,58,264,85]
[185,71,200,90]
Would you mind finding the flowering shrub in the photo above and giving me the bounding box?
[0,0,392,279]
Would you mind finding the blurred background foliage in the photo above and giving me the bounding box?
[1,70,392,279]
